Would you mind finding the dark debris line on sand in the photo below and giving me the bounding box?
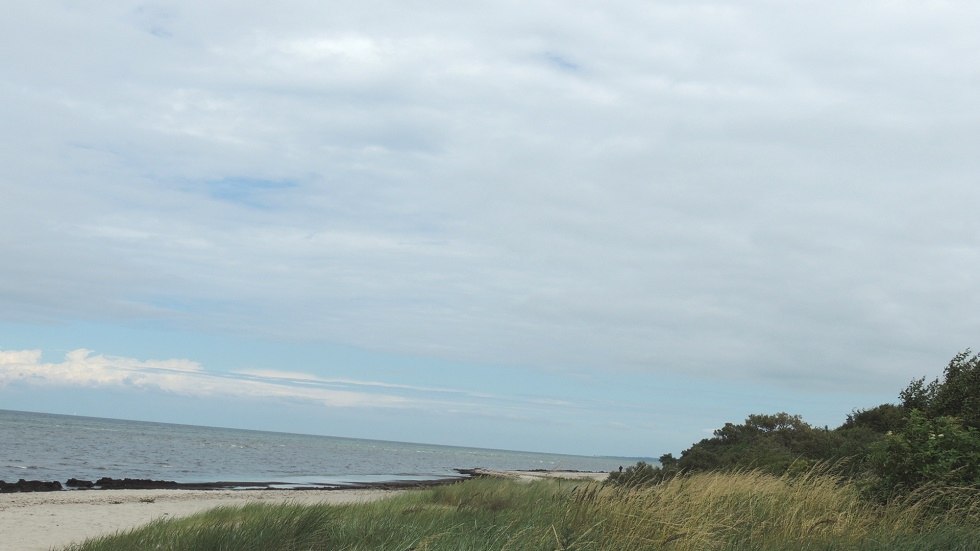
[1,471,477,493]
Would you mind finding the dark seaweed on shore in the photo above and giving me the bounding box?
[1,472,473,493]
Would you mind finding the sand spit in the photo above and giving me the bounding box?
[468,468,610,482]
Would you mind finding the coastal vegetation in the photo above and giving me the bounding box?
[64,350,980,550]
[64,472,979,550]
[610,349,980,503]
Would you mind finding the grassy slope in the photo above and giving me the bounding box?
[65,472,980,551]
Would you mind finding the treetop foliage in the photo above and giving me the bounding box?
[900,349,980,430]
[841,403,906,433]
[611,349,980,501]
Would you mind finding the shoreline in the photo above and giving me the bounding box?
[1,473,472,493]
[0,469,608,550]
[0,467,610,494]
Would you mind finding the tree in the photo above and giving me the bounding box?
[840,404,906,433]
[619,349,979,495]
[672,412,841,475]
[900,349,980,430]
[929,350,980,429]
[744,413,809,433]
[658,453,678,469]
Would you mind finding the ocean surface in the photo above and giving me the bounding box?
[0,409,641,487]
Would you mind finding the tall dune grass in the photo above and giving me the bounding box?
[65,470,980,550]
[574,468,978,549]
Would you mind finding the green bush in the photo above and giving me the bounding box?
[867,409,980,499]
[607,460,673,486]
[668,412,870,476]
[650,350,980,499]
[901,349,980,430]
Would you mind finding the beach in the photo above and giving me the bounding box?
[0,470,608,550]
[0,488,399,551]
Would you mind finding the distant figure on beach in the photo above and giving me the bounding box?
[619,466,623,473]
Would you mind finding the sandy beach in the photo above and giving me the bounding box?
[0,470,607,550]
[0,488,400,551]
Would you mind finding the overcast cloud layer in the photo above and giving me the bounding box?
[2,1,979,454]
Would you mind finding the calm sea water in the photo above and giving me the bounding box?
[0,410,640,487]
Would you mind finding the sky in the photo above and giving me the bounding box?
[2,1,979,458]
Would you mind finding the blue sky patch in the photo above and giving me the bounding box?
[202,178,298,209]
[543,52,581,73]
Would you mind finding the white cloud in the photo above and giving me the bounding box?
[2,0,979,396]
[0,349,407,408]
[234,369,322,382]
[233,368,478,395]
[0,349,588,417]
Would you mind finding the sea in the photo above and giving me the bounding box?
[0,409,641,488]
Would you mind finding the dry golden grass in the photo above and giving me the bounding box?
[566,468,979,549]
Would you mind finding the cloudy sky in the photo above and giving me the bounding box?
[2,1,979,457]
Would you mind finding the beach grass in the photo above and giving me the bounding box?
[63,471,980,550]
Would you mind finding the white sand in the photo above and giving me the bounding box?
[0,488,400,551]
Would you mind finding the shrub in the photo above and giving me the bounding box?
[607,460,674,486]
[866,409,980,499]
